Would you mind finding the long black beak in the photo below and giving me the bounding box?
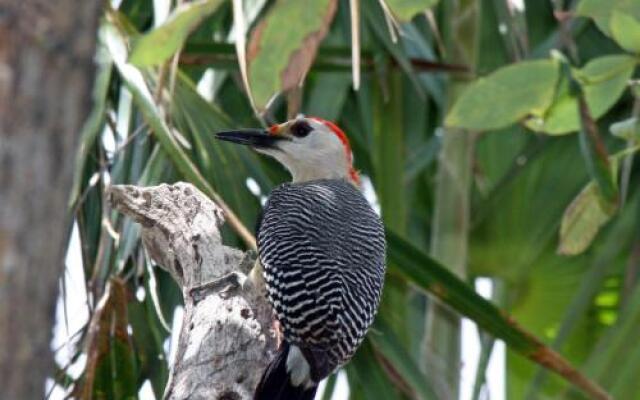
[215,129,286,149]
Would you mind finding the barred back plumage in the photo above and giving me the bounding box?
[257,178,386,382]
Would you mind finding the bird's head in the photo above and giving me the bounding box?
[216,116,359,185]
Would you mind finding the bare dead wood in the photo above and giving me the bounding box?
[108,182,277,400]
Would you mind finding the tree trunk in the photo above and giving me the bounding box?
[108,183,277,400]
[0,1,101,398]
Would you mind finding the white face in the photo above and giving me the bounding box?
[257,118,353,183]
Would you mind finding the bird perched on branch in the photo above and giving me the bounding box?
[216,117,386,400]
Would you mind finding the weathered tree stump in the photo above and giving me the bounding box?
[109,182,276,400]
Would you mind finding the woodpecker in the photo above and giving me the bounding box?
[216,117,386,400]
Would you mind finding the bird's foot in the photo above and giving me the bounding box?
[273,319,283,348]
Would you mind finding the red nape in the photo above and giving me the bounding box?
[268,124,280,135]
[309,117,360,185]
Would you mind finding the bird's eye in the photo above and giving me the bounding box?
[290,121,313,138]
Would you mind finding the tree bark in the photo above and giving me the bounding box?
[108,182,277,400]
[0,1,100,398]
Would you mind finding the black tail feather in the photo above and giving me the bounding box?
[254,342,317,400]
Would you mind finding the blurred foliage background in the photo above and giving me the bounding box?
[54,0,640,399]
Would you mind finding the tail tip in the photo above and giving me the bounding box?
[254,343,318,400]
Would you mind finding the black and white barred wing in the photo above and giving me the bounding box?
[257,179,386,365]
